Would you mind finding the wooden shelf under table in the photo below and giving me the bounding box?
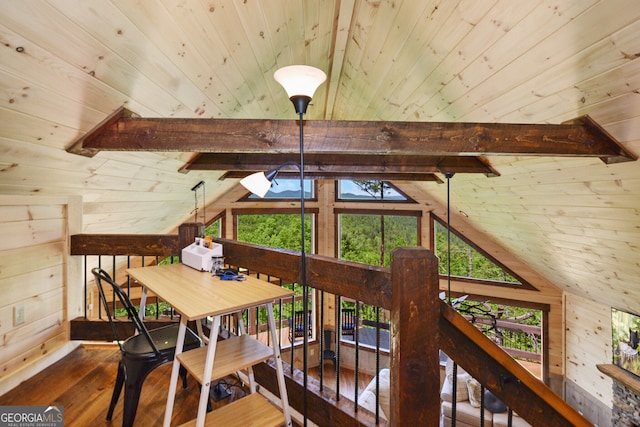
[177,334,274,385]
[177,393,284,427]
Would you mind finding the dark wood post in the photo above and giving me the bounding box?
[178,222,204,257]
[389,247,440,426]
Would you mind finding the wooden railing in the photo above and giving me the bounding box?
[70,226,590,427]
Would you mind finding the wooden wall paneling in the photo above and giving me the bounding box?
[2,1,190,118]
[0,265,64,309]
[410,0,527,120]
[0,218,65,251]
[484,9,640,124]
[347,0,424,117]
[317,181,336,331]
[228,0,314,115]
[439,0,615,122]
[158,0,265,118]
[0,70,106,131]
[93,158,196,185]
[117,0,245,117]
[333,0,385,116]
[316,181,334,257]
[588,91,640,127]
[521,43,640,124]
[605,116,640,142]
[302,0,333,79]
[564,292,613,408]
[0,108,83,150]
[0,310,65,367]
[0,195,78,394]
[0,332,69,390]
[370,0,461,118]
[565,377,613,427]
[0,23,156,119]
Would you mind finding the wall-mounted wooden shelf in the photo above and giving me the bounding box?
[597,364,640,396]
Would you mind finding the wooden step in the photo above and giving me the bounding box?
[177,393,284,427]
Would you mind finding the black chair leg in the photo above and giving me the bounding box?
[121,359,162,427]
[107,361,125,421]
[122,381,144,427]
[180,365,188,389]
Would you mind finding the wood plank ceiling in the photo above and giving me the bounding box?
[1,0,639,314]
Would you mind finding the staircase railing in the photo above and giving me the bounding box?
[70,226,591,426]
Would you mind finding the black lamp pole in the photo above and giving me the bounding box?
[289,94,310,426]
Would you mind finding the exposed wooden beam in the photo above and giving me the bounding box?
[65,106,138,157]
[67,113,635,164]
[183,153,498,176]
[221,170,443,182]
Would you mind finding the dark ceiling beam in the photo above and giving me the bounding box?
[66,108,635,164]
[180,153,499,176]
[221,170,443,182]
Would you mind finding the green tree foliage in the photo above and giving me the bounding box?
[340,214,417,267]
[237,213,311,252]
[434,221,518,283]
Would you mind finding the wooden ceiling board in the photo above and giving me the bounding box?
[0,0,639,319]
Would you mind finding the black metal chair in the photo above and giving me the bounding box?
[289,310,311,343]
[321,329,337,368]
[92,268,203,427]
[341,308,356,337]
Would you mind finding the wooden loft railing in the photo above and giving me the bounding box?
[70,226,591,426]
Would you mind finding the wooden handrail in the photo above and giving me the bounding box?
[439,302,590,427]
[70,229,590,427]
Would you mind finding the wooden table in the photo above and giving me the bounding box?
[127,263,293,427]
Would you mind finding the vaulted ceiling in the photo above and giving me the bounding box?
[1,1,639,313]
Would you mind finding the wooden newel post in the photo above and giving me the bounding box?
[178,222,204,257]
[389,247,440,426]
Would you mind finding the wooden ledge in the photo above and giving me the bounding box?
[597,364,640,396]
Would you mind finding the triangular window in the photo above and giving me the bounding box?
[432,215,536,290]
[337,180,414,202]
[246,178,314,199]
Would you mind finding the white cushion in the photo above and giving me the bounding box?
[444,358,470,401]
[441,371,471,402]
[493,412,532,427]
[358,368,390,420]
[441,400,493,427]
[466,378,482,408]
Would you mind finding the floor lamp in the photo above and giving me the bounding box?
[445,172,455,305]
[240,65,326,426]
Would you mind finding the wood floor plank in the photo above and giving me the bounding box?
[0,344,372,426]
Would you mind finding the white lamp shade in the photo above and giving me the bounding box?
[240,171,273,198]
[274,65,326,99]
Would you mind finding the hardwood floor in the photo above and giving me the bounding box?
[0,344,240,426]
[0,344,372,426]
[310,363,374,403]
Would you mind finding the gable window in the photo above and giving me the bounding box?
[246,177,315,200]
[432,214,535,289]
[337,179,413,202]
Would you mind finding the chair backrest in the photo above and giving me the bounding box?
[91,267,161,356]
[291,310,311,338]
[341,308,356,335]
